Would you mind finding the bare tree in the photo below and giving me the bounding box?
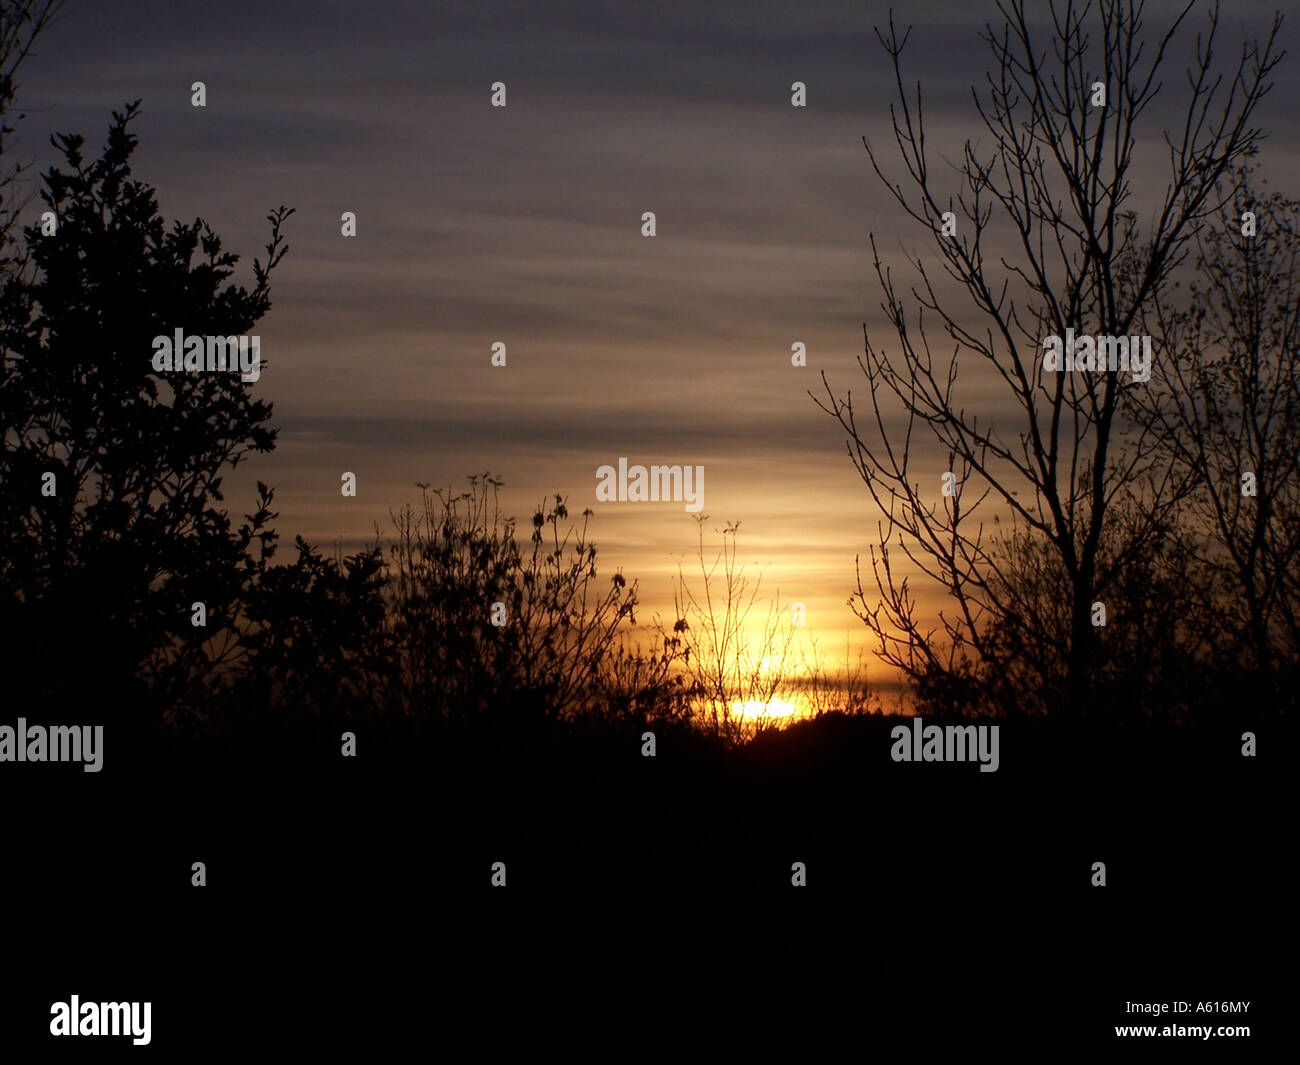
[814,0,1282,716]
[0,1,63,277]
[1143,165,1300,706]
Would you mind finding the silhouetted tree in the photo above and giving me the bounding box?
[1143,165,1300,710]
[0,102,293,717]
[0,1,63,280]
[816,0,1282,716]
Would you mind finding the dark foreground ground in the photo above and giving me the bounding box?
[2,708,1289,1056]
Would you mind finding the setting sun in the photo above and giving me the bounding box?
[729,698,800,720]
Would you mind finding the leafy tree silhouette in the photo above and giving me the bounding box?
[0,101,293,720]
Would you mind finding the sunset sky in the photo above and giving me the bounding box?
[18,0,1300,700]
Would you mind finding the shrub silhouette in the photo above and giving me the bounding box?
[212,474,693,739]
[235,523,392,729]
[382,474,687,731]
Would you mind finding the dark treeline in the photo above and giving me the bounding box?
[2,1,1297,757]
[1,102,1296,752]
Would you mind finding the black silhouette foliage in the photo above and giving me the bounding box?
[0,102,293,713]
